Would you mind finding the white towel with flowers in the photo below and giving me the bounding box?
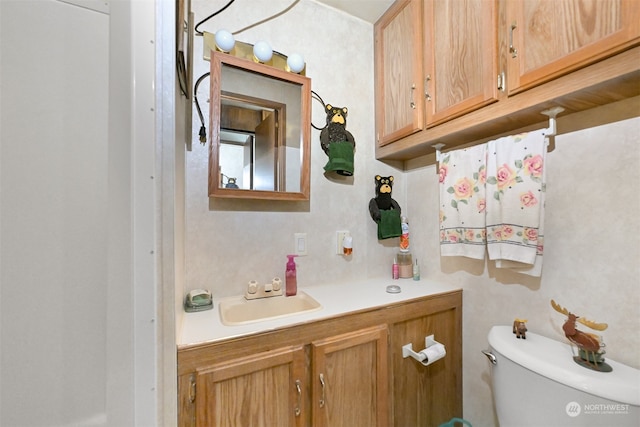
[439,143,488,259]
[485,130,546,274]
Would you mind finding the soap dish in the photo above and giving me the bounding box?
[386,284,401,294]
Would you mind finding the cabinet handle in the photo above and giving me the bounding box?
[188,375,196,403]
[425,75,432,102]
[319,373,326,408]
[410,84,416,109]
[294,380,302,416]
[509,22,518,58]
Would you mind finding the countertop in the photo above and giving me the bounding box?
[178,277,461,348]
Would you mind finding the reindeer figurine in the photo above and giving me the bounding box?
[550,299,611,371]
[513,318,528,339]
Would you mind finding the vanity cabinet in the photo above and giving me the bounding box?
[178,291,462,427]
[389,298,462,426]
[374,0,640,160]
[311,325,388,426]
[193,345,306,427]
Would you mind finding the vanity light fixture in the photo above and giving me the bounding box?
[286,53,305,74]
[214,29,235,52]
[203,31,306,75]
[253,40,273,63]
[194,32,308,148]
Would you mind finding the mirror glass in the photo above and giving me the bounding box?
[209,52,311,200]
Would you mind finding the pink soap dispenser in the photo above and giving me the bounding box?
[285,255,299,296]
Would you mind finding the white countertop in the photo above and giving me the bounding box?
[178,277,461,348]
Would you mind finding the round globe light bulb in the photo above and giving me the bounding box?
[253,41,273,63]
[214,30,235,52]
[286,53,305,73]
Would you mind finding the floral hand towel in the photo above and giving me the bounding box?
[439,143,488,259]
[485,130,546,270]
[495,161,546,277]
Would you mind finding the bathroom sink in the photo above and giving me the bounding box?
[218,291,323,326]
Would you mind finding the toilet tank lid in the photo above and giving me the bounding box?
[488,325,640,406]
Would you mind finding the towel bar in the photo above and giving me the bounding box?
[432,106,564,171]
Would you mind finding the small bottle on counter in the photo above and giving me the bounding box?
[413,258,420,281]
[399,216,410,252]
[285,254,299,296]
[392,255,399,279]
[397,251,413,278]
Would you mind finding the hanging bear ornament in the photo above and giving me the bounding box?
[320,104,355,176]
[369,175,402,240]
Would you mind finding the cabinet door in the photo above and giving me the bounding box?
[374,0,424,147]
[424,0,499,127]
[311,325,389,427]
[390,304,462,427]
[507,0,640,94]
[195,345,306,427]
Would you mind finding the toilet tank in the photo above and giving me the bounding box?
[486,325,640,427]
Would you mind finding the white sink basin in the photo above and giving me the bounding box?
[218,291,323,326]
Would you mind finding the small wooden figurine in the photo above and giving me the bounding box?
[512,318,528,339]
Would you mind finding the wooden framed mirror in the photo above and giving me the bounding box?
[208,51,311,200]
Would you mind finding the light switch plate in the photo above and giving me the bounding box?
[294,233,307,256]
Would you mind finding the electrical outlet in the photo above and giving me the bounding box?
[336,231,349,255]
[294,233,307,256]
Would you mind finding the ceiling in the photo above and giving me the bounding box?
[315,0,394,24]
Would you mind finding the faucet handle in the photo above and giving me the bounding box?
[272,277,282,291]
[247,280,258,294]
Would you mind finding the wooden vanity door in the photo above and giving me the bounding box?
[389,302,462,427]
[311,325,389,427]
[195,345,306,427]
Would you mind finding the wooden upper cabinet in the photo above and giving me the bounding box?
[375,0,424,147]
[424,0,499,127]
[311,325,389,427]
[506,0,640,94]
[195,346,306,427]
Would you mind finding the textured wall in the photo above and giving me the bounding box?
[185,0,403,298]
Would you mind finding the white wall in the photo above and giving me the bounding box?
[0,0,160,425]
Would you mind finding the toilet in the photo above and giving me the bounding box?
[484,325,640,427]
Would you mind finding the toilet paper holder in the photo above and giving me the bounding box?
[402,334,447,366]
